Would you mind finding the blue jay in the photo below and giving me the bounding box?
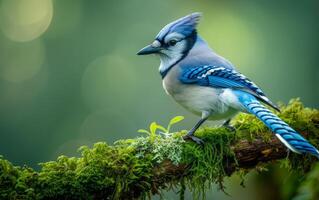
[137,13,319,158]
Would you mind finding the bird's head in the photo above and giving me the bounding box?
[137,13,201,75]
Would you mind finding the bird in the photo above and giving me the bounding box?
[137,12,319,158]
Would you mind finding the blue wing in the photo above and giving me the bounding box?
[180,65,280,111]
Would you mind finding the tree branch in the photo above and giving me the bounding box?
[151,137,288,194]
[233,137,287,169]
[0,99,318,200]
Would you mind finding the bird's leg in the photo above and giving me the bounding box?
[183,118,207,144]
[222,118,235,132]
[183,111,210,145]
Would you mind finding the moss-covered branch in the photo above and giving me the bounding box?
[0,99,318,200]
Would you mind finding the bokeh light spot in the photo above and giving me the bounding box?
[0,0,53,42]
[0,39,46,82]
[82,54,138,111]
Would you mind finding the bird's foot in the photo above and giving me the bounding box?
[223,124,236,132]
[222,119,236,132]
[183,133,204,145]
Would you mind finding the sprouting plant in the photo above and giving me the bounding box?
[167,116,184,133]
[137,116,184,142]
[134,116,186,164]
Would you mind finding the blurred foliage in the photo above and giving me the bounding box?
[0,99,318,200]
[293,163,319,200]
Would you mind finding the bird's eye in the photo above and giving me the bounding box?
[168,39,177,46]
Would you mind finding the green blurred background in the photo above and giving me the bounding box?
[0,0,318,199]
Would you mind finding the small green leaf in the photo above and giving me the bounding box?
[156,125,167,133]
[137,129,150,135]
[167,116,184,132]
[169,116,184,126]
[150,122,158,135]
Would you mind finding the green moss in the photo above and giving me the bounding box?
[0,99,318,200]
[182,128,236,199]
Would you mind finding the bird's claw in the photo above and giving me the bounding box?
[224,124,236,132]
[222,119,236,132]
[183,134,204,145]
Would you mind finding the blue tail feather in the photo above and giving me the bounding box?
[236,92,319,159]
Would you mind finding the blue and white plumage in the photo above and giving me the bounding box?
[137,13,319,158]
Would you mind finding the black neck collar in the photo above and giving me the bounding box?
[160,31,197,79]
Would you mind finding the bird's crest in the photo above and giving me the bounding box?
[156,12,202,41]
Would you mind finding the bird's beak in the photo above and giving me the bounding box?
[137,44,161,55]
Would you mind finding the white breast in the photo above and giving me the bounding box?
[162,66,239,120]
